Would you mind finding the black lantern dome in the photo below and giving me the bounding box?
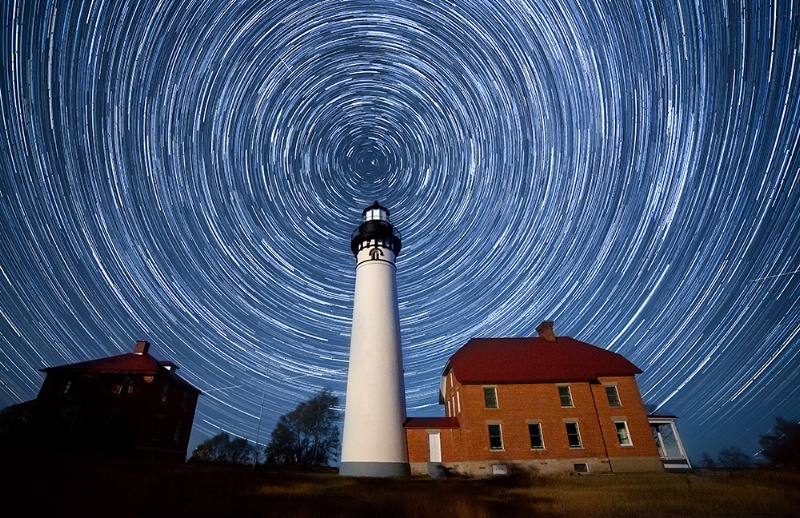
[350,201,402,257]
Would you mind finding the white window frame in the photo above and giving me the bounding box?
[528,422,545,449]
[615,420,633,446]
[558,385,574,407]
[565,421,582,448]
[605,385,622,407]
[488,423,504,451]
[483,386,499,409]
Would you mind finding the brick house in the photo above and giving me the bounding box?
[15,340,200,461]
[405,322,681,476]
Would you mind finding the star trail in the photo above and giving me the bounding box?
[1,0,799,460]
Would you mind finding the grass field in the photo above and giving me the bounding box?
[2,457,798,517]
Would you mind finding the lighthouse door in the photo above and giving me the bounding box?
[428,432,442,463]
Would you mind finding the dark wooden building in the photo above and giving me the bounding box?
[17,340,200,461]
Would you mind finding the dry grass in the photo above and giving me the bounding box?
[1,455,797,517]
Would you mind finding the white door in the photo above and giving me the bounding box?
[428,432,442,463]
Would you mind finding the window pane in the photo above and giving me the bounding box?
[558,386,573,407]
[615,422,631,445]
[484,387,498,408]
[529,423,544,449]
[605,386,621,407]
[566,422,582,448]
[488,424,503,450]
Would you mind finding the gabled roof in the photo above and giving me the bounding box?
[445,336,641,385]
[404,417,460,429]
[41,347,200,393]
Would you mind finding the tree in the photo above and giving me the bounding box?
[190,432,256,464]
[717,446,753,469]
[758,417,800,468]
[265,388,340,467]
[698,452,716,469]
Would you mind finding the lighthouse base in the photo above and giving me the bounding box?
[339,461,411,477]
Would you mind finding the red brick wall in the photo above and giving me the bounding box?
[420,371,660,468]
[594,376,660,458]
[406,426,462,463]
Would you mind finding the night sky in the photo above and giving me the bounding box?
[2,0,799,462]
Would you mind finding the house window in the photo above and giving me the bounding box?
[615,421,632,446]
[483,387,498,409]
[456,389,461,414]
[152,415,163,440]
[488,424,504,450]
[181,391,190,409]
[605,386,622,407]
[118,378,133,397]
[447,399,452,416]
[173,422,183,444]
[528,423,545,449]
[62,380,72,395]
[160,383,170,403]
[558,385,573,407]
[565,422,582,448]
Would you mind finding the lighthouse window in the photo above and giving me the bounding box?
[366,208,386,221]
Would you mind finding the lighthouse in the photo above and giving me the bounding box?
[339,202,410,477]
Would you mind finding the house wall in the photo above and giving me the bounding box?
[593,376,662,472]
[136,375,199,460]
[413,371,663,476]
[405,427,462,476]
[36,371,198,461]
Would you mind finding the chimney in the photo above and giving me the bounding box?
[134,340,150,355]
[536,321,556,342]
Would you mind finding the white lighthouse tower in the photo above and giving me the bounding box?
[339,201,410,477]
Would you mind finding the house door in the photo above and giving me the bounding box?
[428,432,442,463]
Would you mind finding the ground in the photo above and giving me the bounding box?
[1,455,797,517]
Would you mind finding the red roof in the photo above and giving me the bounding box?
[42,352,200,392]
[446,336,641,384]
[405,417,460,429]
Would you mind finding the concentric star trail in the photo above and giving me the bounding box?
[1,0,798,459]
